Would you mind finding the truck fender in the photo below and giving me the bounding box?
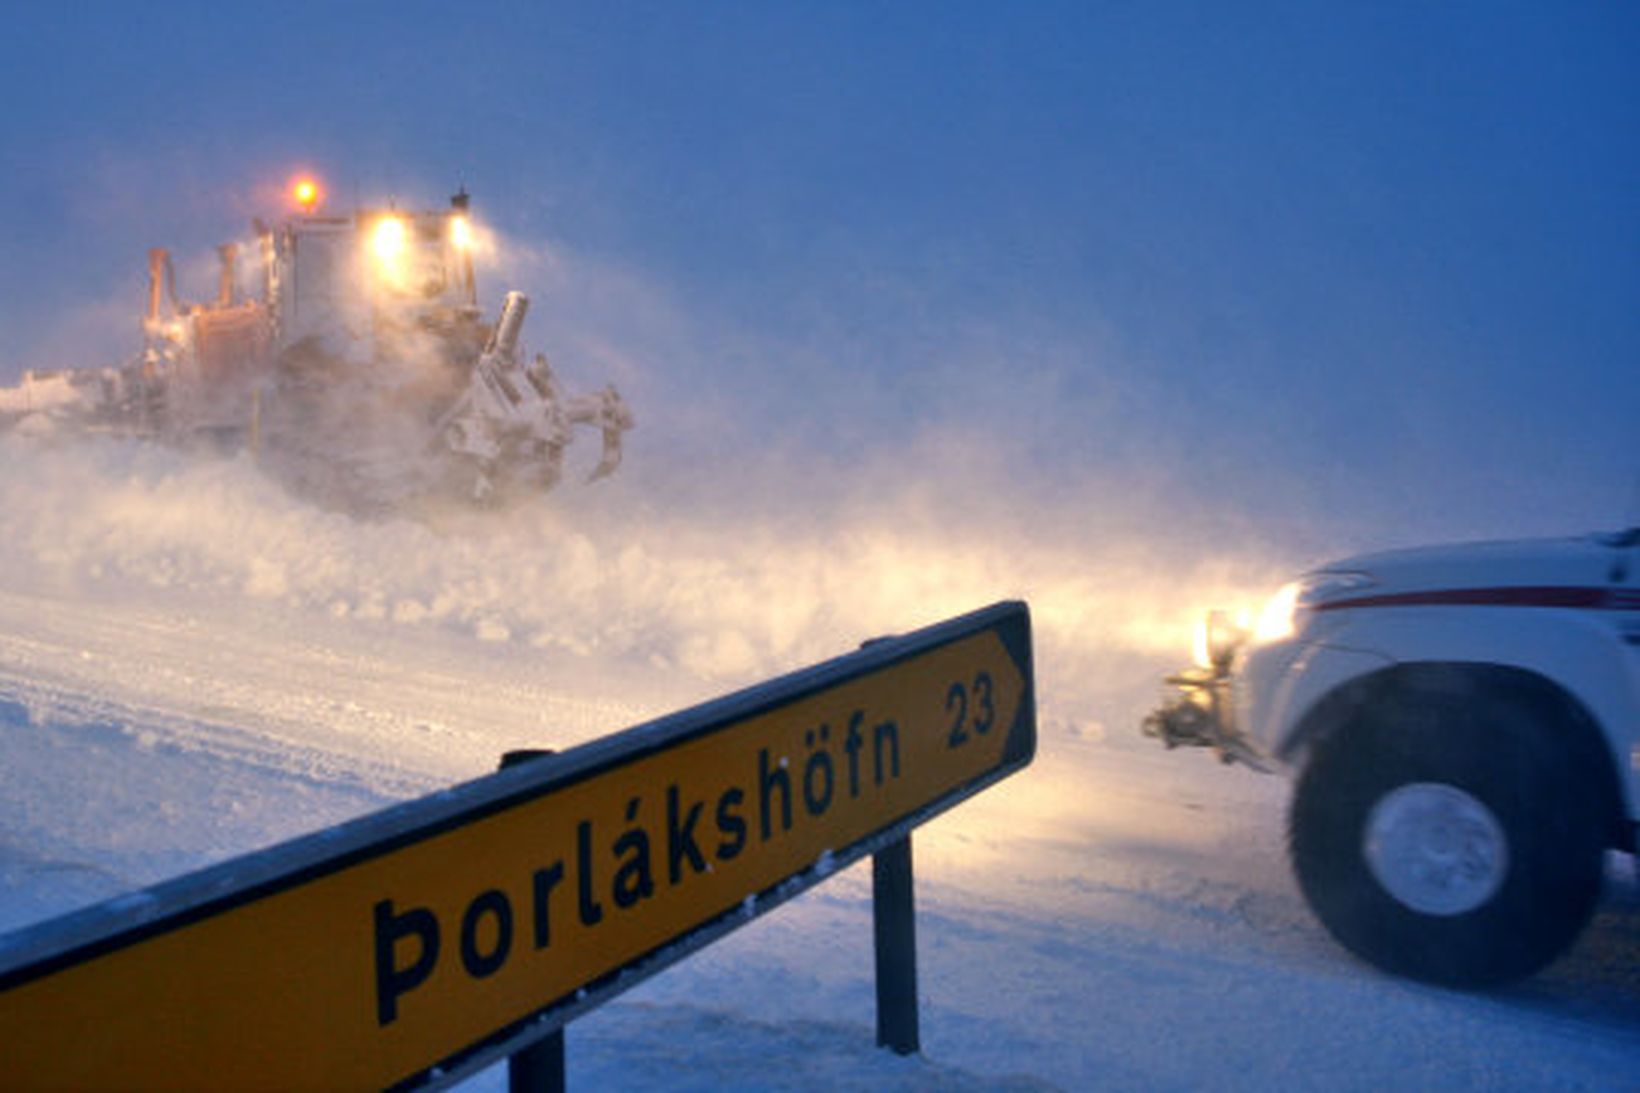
[1274,613,1637,844]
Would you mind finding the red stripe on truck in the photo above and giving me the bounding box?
[1318,586,1640,612]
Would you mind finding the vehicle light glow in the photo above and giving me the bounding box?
[372,217,407,262]
[292,177,321,211]
[1193,608,1250,671]
[1252,582,1302,644]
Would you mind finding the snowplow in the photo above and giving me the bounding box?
[0,176,633,510]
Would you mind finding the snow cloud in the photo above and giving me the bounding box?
[0,430,1294,725]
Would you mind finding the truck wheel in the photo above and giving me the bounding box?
[1288,684,1605,986]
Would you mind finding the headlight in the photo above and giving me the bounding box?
[371,216,408,267]
[1251,582,1303,644]
[1196,571,1374,671]
[450,215,472,250]
[1253,571,1375,645]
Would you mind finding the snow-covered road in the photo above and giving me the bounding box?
[1,439,1635,1089]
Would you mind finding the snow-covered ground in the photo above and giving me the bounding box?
[1,437,1635,1089]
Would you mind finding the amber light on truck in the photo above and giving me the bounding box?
[292,177,321,211]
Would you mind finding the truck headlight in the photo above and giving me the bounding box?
[1192,572,1374,672]
[1254,572,1375,645]
[1252,582,1303,644]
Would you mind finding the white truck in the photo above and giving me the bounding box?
[1144,528,1640,986]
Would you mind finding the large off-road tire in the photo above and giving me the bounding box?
[1289,679,1606,987]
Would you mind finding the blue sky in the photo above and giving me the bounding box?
[1,2,1635,545]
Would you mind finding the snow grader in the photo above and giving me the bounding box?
[0,176,633,510]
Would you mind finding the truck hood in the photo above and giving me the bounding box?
[1312,533,1627,601]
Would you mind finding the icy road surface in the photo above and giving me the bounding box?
[0,439,1636,1089]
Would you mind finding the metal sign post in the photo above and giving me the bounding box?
[873,835,920,1055]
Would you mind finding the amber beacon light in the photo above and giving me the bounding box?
[291,176,321,212]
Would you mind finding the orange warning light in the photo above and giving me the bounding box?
[292,177,321,211]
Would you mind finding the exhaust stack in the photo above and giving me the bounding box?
[216,244,239,307]
[146,248,175,324]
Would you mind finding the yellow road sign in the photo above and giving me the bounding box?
[0,601,1034,1090]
